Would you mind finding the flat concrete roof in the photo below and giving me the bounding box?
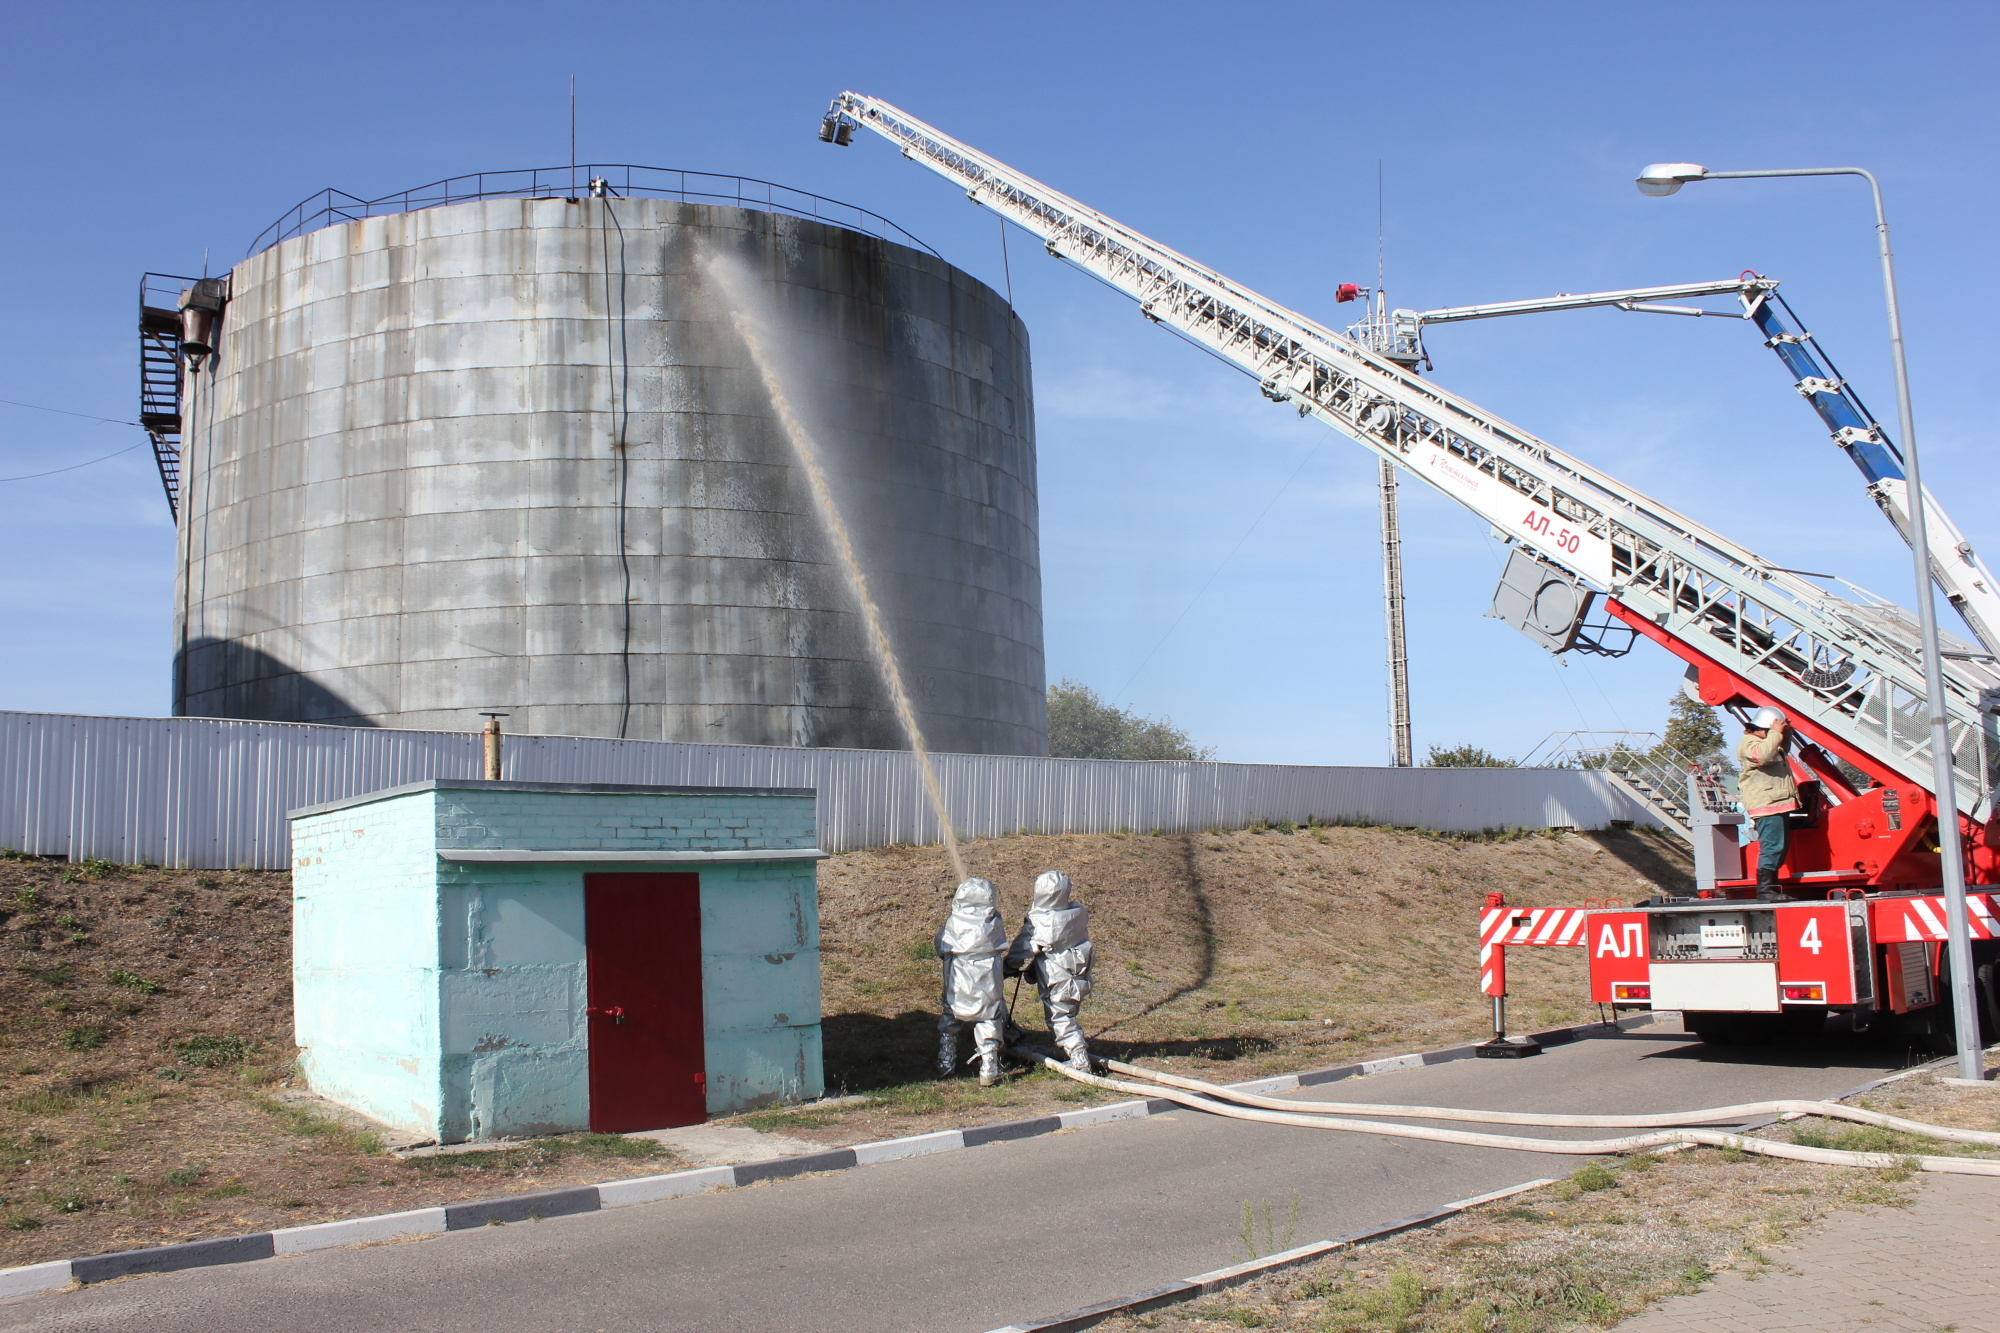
[287,778,816,821]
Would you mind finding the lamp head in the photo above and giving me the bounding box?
[1636,163,1708,197]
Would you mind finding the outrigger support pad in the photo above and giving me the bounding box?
[1475,994,1543,1059]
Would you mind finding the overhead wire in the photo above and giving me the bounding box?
[997,215,1014,305]
[0,396,149,483]
[0,440,148,483]
[0,398,141,427]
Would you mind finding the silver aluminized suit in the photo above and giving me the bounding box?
[936,878,1009,1084]
[1006,871,1095,1070]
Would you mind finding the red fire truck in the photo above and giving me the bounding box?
[1483,636,2000,1050]
[817,94,2000,1055]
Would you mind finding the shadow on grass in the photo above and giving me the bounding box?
[1586,829,1696,896]
[821,1009,1281,1094]
[821,1011,943,1093]
[1091,834,1219,1040]
[1090,1034,1279,1064]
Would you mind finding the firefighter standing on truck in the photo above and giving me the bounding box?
[1738,706,1798,899]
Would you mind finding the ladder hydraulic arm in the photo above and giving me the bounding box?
[820,93,2000,829]
[1746,292,2000,657]
[1393,277,2000,658]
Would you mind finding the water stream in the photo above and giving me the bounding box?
[705,254,968,884]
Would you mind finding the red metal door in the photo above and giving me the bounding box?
[584,873,706,1132]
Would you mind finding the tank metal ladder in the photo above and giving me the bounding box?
[139,273,197,519]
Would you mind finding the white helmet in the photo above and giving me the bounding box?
[1751,706,1786,730]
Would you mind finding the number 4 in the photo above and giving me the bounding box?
[1799,918,1823,955]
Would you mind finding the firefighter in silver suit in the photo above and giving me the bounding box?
[1006,871,1096,1072]
[936,877,1009,1086]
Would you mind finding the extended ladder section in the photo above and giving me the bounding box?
[1400,277,2000,660]
[824,93,2000,821]
[139,273,196,518]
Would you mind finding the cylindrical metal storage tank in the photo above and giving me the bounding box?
[173,176,1046,755]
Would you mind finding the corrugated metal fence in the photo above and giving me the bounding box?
[0,711,1657,869]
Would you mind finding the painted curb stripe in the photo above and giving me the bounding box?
[730,1148,858,1185]
[1187,1240,1342,1294]
[963,1115,1063,1147]
[271,1207,447,1256]
[597,1164,736,1208]
[70,1233,275,1284]
[984,1178,1558,1333]
[0,1014,1656,1294]
[444,1186,599,1229]
[852,1129,964,1165]
[1055,1101,1165,1130]
[0,1261,71,1301]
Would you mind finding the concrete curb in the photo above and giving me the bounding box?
[980,1177,1558,1333]
[0,1014,1656,1301]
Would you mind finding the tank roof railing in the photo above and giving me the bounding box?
[247,165,939,259]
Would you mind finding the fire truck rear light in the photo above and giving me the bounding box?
[1613,984,1651,1001]
[1783,985,1825,1002]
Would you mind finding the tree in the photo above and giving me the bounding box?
[1423,743,1515,768]
[1660,690,1730,768]
[1045,680,1214,760]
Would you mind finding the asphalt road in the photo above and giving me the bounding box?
[0,1020,1912,1333]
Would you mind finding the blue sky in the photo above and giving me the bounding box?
[1,2,1993,765]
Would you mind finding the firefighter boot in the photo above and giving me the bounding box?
[1755,864,1784,902]
[1061,1038,1093,1074]
[978,1052,1004,1087]
[936,1030,959,1078]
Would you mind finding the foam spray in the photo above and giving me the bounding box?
[705,254,967,884]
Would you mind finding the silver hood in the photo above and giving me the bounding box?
[936,877,1008,955]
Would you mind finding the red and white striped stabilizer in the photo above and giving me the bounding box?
[1876,892,2000,944]
[1478,905,1593,997]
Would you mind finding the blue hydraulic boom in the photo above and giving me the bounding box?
[1391,275,2000,655]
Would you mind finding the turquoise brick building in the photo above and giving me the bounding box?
[287,780,824,1143]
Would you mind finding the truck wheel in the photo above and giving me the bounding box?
[1927,943,2000,1051]
[1974,942,2000,1045]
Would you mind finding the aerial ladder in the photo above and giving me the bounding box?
[820,94,2000,1049]
[1386,276,2000,657]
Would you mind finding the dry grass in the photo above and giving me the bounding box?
[0,823,1692,1265]
[1099,1146,1925,1332]
[772,824,1691,1144]
[0,854,672,1267]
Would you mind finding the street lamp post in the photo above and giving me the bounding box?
[1636,162,1985,1081]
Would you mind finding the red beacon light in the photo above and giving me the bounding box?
[1336,282,1362,303]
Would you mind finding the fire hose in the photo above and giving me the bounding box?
[1012,1050,2000,1177]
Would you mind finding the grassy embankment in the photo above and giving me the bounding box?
[0,823,1690,1265]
